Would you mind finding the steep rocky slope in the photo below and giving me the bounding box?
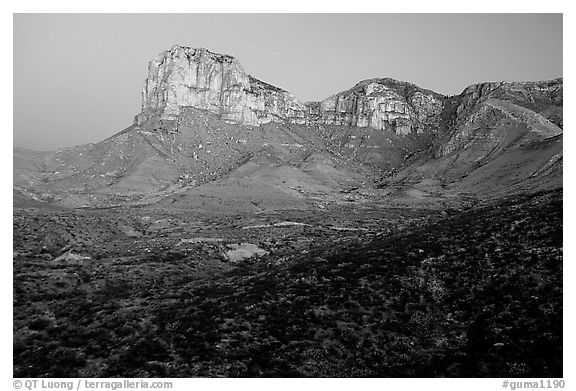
[13,47,562,209]
[402,79,564,196]
[439,78,562,156]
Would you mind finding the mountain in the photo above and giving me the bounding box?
[13,46,562,209]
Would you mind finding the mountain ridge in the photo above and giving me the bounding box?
[13,46,563,209]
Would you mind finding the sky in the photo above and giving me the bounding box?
[13,13,562,150]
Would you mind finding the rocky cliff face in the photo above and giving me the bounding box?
[307,78,445,135]
[135,46,307,126]
[134,47,448,136]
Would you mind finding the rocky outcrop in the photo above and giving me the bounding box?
[307,78,445,135]
[439,79,563,156]
[452,78,563,129]
[134,46,307,126]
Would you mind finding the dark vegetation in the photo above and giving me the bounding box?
[13,190,562,377]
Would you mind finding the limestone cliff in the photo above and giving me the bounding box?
[134,47,446,136]
[307,78,445,135]
[134,45,307,126]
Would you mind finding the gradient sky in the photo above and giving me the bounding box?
[13,13,562,150]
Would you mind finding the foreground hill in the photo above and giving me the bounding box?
[13,189,562,377]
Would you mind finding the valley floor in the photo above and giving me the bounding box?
[13,189,562,377]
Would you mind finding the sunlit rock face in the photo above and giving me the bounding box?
[135,46,307,126]
[308,78,445,135]
[134,45,562,151]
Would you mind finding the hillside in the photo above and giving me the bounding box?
[13,189,562,377]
